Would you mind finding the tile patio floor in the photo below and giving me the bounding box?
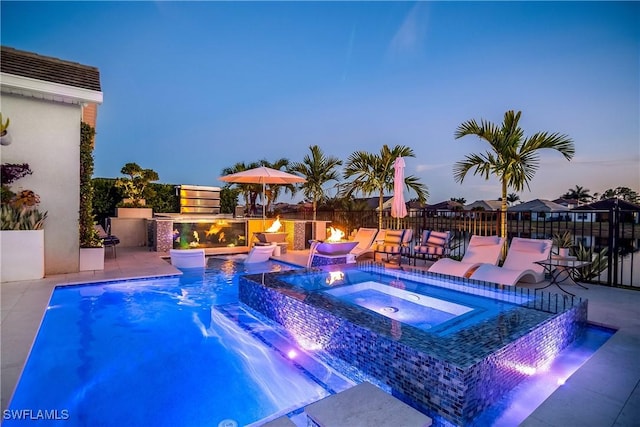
[1,247,639,426]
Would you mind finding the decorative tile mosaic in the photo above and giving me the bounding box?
[239,264,588,426]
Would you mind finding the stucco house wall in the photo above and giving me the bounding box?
[1,46,102,276]
[1,94,82,274]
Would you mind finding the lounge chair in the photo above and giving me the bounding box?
[349,228,379,260]
[94,224,120,258]
[428,235,505,278]
[244,244,276,264]
[413,230,451,265]
[374,229,412,266]
[470,237,552,286]
[170,249,206,268]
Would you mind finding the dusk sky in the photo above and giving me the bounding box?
[2,1,638,205]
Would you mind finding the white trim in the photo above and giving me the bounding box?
[0,72,103,105]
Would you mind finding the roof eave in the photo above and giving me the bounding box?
[0,72,103,105]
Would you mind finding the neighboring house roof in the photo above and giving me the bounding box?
[1,46,102,104]
[425,200,464,210]
[464,200,502,211]
[553,198,581,208]
[508,198,569,212]
[357,196,392,210]
[573,198,640,211]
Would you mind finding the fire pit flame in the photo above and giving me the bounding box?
[266,216,282,233]
[326,227,345,242]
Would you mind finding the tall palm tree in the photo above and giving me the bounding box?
[289,145,342,221]
[342,144,428,229]
[454,110,574,239]
[562,185,592,203]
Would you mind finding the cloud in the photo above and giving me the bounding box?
[416,163,449,172]
[388,3,428,57]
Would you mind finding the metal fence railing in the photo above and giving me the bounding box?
[281,206,639,289]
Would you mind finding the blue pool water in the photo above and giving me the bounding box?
[7,259,613,427]
[6,259,353,427]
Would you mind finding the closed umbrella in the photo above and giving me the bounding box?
[219,166,306,229]
[391,157,407,228]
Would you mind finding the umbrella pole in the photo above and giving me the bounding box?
[262,181,266,231]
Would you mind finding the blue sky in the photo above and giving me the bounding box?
[2,1,638,204]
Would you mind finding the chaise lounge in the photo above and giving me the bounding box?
[170,248,206,268]
[349,227,380,260]
[428,235,505,278]
[244,244,277,264]
[470,237,552,286]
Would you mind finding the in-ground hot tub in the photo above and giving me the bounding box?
[239,263,588,425]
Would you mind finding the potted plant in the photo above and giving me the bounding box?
[0,113,11,146]
[552,230,573,258]
[79,122,104,270]
[115,162,159,207]
[0,162,48,281]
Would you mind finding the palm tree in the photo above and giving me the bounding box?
[342,144,428,229]
[562,185,592,203]
[454,110,574,239]
[506,193,520,206]
[289,145,343,221]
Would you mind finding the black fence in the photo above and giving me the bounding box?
[281,205,639,289]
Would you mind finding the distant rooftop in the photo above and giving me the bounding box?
[1,46,101,91]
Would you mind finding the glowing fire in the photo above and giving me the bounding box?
[326,227,345,242]
[266,216,282,232]
[325,271,345,285]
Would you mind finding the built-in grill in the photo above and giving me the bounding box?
[177,185,220,214]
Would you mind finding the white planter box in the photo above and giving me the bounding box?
[116,207,153,219]
[79,247,105,271]
[1,230,45,282]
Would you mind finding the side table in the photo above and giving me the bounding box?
[534,257,592,296]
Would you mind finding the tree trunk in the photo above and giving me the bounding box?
[378,192,384,230]
[501,179,508,257]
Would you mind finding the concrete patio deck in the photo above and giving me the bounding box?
[1,247,638,426]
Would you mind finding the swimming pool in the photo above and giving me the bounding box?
[6,259,354,427]
[240,262,590,425]
[7,258,603,426]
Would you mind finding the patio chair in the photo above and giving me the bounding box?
[349,228,379,260]
[244,244,276,264]
[470,237,552,286]
[170,249,206,268]
[413,230,451,265]
[94,224,120,258]
[373,229,411,266]
[428,235,505,278]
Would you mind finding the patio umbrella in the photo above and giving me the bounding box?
[219,166,306,229]
[391,157,407,228]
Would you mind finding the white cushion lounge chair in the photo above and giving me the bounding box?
[170,249,206,268]
[470,237,553,286]
[428,235,505,278]
[350,227,380,260]
[244,244,276,264]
